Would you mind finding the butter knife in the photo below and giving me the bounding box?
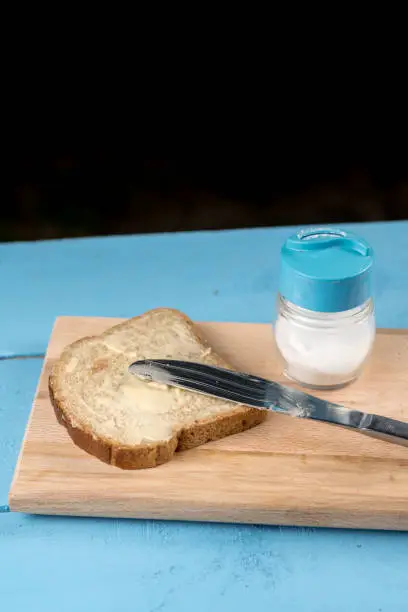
[129,359,408,448]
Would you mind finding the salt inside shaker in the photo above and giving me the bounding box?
[275,227,375,389]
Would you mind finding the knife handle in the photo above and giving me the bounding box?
[357,413,408,447]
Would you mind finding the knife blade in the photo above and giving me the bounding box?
[128,359,408,448]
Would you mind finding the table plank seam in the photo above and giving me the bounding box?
[0,354,45,361]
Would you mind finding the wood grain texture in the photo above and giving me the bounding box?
[9,316,408,530]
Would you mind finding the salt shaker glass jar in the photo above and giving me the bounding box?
[275,227,375,389]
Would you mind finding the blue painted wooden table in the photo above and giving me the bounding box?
[1,221,407,612]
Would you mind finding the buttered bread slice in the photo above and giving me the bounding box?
[49,308,266,469]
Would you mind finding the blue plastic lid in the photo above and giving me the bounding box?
[279,227,374,312]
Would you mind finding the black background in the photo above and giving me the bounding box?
[8,103,408,242]
[7,10,408,242]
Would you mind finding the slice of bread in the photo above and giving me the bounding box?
[49,308,266,469]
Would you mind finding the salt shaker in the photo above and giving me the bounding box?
[274,227,375,389]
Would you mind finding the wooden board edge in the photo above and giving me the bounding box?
[8,356,50,508]
[8,491,408,530]
[50,315,408,334]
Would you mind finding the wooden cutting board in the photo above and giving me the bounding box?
[9,317,408,530]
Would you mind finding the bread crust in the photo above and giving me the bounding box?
[49,308,266,469]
